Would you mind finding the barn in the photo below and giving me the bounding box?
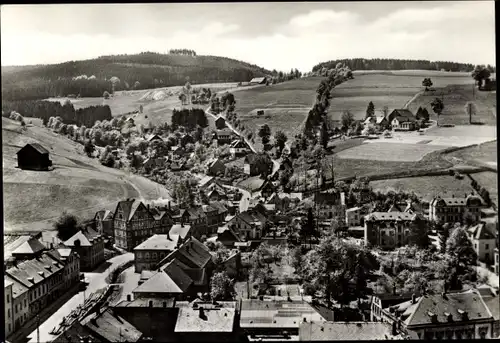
[17,143,52,171]
[249,77,268,85]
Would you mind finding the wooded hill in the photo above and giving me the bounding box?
[312,58,482,73]
[1,51,271,101]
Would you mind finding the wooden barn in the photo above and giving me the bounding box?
[16,143,52,171]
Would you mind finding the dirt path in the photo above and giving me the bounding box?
[403,90,423,109]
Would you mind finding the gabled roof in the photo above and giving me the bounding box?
[114,199,154,223]
[5,275,29,298]
[230,140,248,149]
[158,237,212,269]
[389,109,415,119]
[64,227,101,247]
[250,77,267,83]
[162,259,194,292]
[146,134,164,142]
[6,253,65,289]
[299,322,393,341]
[133,234,180,251]
[169,224,192,240]
[198,176,214,188]
[12,237,46,255]
[376,116,387,124]
[210,201,228,214]
[366,211,420,221]
[17,143,49,155]
[133,270,188,294]
[403,293,493,328]
[202,204,218,213]
[467,222,496,240]
[215,116,226,123]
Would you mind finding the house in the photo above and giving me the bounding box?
[394,292,495,339]
[46,247,80,290]
[94,210,114,237]
[370,292,417,322]
[206,183,228,201]
[215,116,226,129]
[215,128,234,145]
[146,134,164,143]
[364,211,427,249]
[171,146,188,159]
[132,260,194,300]
[174,301,238,342]
[391,112,418,131]
[216,227,241,249]
[249,76,268,85]
[299,321,400,341]
[469,287,500,337]
[260,180,276,199]
[467,222,496,264]
[237,176,267,195]
[240,299,327,339]
[221,251,241,279]
[244,153,272,176]
[5,251,68,328]
[198,176,217,191]
[202,204,220,234]
[64,227,104,271]
[209,201,229,226]
[429,194,483,224]
[346,207,363,227]
[386,109,415,125]
[10,236,46,260]
[16,143,53,171]
[227,210,268,240]
[113,199,158,251]
[152,210,173,235]
[4,275,29,333]
[143,157,167,171]
[169,223,193,240]
[179,207,207,237]
[316,190,346,225]
[5,280,14,337]
[133,234,180,273]
[54,308,143,343]
[364,116,389,132]
[230,139,250,157]
[205,157,226,176]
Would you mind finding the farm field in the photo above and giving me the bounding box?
[470,172,498,206]
[370,175,477,203]
[335,142,448,162]
[407,84,496,126]
[327,72,474,122]
[2,118,171,233]
[231,77,321,149]
[444,140,497,169]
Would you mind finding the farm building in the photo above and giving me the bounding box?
[215,116,226,129]
[146,134,164,143]
[16,143,53,171]
[230,139,251,157]
[249,76,268,85]
[215,129,234,145]
[386,109,417,131]
[205,157,226,176]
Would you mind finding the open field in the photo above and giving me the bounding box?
[444,140,497,169]
[470,172,498,205]
[407,84,496,126]
[370,175,477,202]
[353,70,473,77]
[335,142,448,162]
[327,72,474,122]
[231,77,321,149]
[2,118,170,232]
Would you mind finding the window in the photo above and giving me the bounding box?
[8,308,10,318]
[24,299,27,307]
[15,304,18,313]
[7,294,10,303]
[486,244,489,250]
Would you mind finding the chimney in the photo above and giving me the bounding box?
[411,294,416,304]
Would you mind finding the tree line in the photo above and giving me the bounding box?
[312,58,481,73]
[169,49,197,56]
[2,100,112,128]
[171,108,208,130]
[2,52,271,101]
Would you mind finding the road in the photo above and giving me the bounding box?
[205,107,281,177]
[26,253,134,343]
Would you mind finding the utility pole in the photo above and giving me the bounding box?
[37,314,40,343]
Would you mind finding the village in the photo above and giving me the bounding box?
[5,87,500,342]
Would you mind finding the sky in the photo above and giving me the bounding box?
[1,2,495,72]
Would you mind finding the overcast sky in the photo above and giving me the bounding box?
[1,2,495,71]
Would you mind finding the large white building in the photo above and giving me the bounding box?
[428,195,482,224]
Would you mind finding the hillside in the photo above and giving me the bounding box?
[1,52,271,101]
[2,117,171,233]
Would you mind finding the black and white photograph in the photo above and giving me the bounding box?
[1,1,498,342]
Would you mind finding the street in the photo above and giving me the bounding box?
[26,253,134,343]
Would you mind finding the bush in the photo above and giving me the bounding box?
[103,91,110,99]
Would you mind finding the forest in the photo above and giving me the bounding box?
[171,108,208,130]
[1,52,270,101]
[2,100,112,128]
[312,58,482,73]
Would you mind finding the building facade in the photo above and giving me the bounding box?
[16,143,53,171]
[346,207,362,227]
[5,280,14,337]
[113,199,157,251]
[94,210,114,236]
[364,211,426,249]
[429,195,483,224]
[64,227,105,271]
[134,234,180,273]
[467,223,496,264]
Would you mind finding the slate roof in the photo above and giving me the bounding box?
[114,199,152,222]
[198,176,214,188]
[373,292,416,309]
[210,201,228,214]
[250,77,267,84]
[299,322,394,341]
[158,237,212,269]
[169,224,192,240]
[5,235,33,259]
[133,234,180,251]
[17,143,49,155]
[146,134,164,142]
[390,109,415,119]
[430,195,483,207]
[240,299,327,329]
[403,293,493,328]
[366,211,420,221]
[162,259,195,291]
[5,275,29,298]
[468,223,496,240]
[64,227,101,247]
[11,237,46,255]
[175,301,237,332]
[83,309,143,342]
[95,210,113,221]
[6,253,64,289]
